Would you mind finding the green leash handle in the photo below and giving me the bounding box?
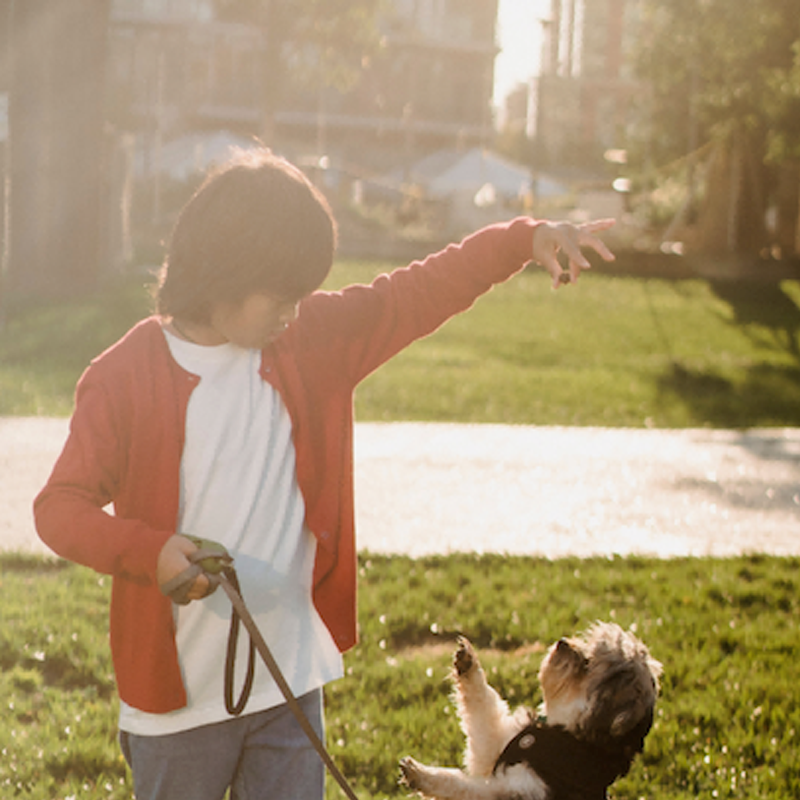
[184,535,232,574]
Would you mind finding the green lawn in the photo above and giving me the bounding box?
[1,262,799,427]
[1,261,798,798]
[1,553,798,799]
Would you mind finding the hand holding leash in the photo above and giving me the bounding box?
[157,534,231,604]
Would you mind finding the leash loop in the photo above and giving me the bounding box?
[159,545,256,716]
[217,563,256,716]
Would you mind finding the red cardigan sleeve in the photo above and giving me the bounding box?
[292,216,538,385]
[34,320,189,584]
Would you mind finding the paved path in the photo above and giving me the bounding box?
[3,417,798,559]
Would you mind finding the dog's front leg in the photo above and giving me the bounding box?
[453,638,527,777]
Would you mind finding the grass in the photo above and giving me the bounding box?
[1,261,799,426]
[1,260,799,796]
[1,552,798,799]
[0,280,153,417]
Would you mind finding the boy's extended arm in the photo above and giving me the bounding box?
[295,216,615,385]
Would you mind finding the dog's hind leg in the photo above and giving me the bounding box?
[452,638,529,777]
[400,757,547,800]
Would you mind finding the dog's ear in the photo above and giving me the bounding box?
[613,704,654,760]
[585,666,656,747]
[554,638,589,673]
[609,700,654,740]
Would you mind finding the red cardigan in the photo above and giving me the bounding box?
[34,217,537,713]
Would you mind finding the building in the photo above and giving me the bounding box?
[534,0,643,168]
[108,0,499,171]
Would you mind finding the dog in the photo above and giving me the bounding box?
[400,622,662,800]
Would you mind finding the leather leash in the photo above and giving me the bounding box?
[161,547,359,800]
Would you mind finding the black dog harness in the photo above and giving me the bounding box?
[493,716,651,800]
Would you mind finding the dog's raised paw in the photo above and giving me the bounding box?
[399,756,423,790]
[454,636,476,676]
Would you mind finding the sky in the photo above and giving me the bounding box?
[493,0,551,106]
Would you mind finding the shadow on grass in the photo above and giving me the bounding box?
[655,277,800,427]
[658,361,800,427]
[710,280,800,363]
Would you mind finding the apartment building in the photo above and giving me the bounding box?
[534,0,642,168]
[108,0,499,166]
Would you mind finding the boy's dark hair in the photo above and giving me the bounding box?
[157,149,337,323]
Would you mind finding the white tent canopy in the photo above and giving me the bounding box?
[394,147,533,201]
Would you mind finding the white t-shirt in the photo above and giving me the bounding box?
[118,331,343,736]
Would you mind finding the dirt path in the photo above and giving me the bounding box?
[3,417,798,559]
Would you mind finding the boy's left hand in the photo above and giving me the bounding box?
[532,219,616,289]
[157,534,214,603]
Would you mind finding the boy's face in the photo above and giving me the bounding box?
[211,292,300,349]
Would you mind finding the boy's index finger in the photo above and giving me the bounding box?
[579,220,617,262]
[581,218,616,233]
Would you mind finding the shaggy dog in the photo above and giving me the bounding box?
[400,622,662,800]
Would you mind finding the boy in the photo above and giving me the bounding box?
[35,149,614,800]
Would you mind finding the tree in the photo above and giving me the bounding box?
[6,0,110,297]
[635,0,800,255]
[3,1,381,300]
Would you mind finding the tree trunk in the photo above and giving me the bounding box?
[733,131,769,254]
[7,0,109,297]
[774,163,800,258]
[696,132,769,257]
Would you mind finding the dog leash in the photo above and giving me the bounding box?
[160,540,360,800]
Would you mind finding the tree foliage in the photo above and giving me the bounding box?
[634,0,800,254]
[636,0,800,164]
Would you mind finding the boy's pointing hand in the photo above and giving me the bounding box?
[532,219,616,289]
